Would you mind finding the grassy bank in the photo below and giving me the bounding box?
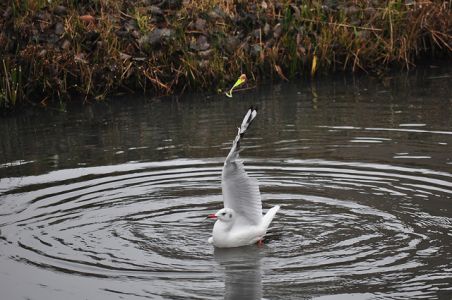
[0,0,450,110]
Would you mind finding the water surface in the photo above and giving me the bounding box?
[1,67,452,299]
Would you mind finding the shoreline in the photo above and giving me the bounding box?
[1,1,451,111]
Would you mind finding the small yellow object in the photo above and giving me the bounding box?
[311,55,318,76]
[225,74,247,98]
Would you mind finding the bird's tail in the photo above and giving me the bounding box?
[262,205,280,230]
[225,107,257,164]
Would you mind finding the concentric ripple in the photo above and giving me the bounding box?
[1,158,451,299]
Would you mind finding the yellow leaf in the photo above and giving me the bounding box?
[311,55,318,76]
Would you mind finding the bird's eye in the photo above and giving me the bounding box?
[221,212,226,216]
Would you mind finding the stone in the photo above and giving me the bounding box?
[224,36,240,53]
[61,39,71,50]
[36,11,51,21]
[139,28,174,47]
[54,5,67,15]
[195,18,207,31]
[149,6,163,16]
[190,35,210,51]
[55,22,64,36]
[344,5,359,16]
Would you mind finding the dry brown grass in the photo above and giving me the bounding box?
[0,0,450,110]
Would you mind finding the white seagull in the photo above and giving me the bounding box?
[207,107,280,248]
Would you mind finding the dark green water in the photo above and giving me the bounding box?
[1,66,452,299]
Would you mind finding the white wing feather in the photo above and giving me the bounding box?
[222,108,262,225]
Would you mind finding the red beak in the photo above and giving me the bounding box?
[207,214,217,219]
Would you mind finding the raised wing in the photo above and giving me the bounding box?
[222,107,262,225]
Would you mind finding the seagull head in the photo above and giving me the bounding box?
[208,208,235,222]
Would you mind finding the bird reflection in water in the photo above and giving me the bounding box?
[214,245,265,300]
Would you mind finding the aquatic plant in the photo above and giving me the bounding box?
[1,59,23,109]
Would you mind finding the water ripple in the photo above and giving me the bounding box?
[1,158,451,298]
